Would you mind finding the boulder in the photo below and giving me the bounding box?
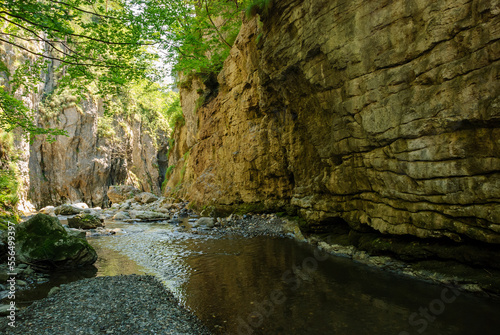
[194,217,215,228]
[113,211,130,221]
[73,203,89,209]
[119,201,132,210]
[15,214,97,269]
[54,204,84,216]
[107,185,141,204]
[67,213,103,229]
[0,304,16,316]
[129,210,169,220]
[39,206,55,215]
[134,192,159,204]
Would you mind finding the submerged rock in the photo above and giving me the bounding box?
[15,214,97,269]
[67,213,103,229]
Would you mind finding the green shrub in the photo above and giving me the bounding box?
[161,165,176,192]
[245,0,274,18]
[0,131,19,215]
[97,115,116,138]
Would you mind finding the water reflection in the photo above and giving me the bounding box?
[179,237,500,335]
[89,222,500,335]
[90,240,148,277]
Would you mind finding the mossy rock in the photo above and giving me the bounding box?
[67,213,103,229]
[54,204,83,215]
[15,214,97,269]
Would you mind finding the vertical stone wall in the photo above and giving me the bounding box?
[168,0,500,244]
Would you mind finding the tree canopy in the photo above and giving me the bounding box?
[0,0,269,139]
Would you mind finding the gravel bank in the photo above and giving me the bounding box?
[1,275,211,335]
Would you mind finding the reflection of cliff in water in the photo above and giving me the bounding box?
[87,221,500,335]
[180,236,499,335]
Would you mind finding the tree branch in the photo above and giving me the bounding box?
[0,32,104,65]
[0,17,106,64]
[204,0,232,48]
[0,37,133,69]
[47,0,121,20]
[0,11,154,46]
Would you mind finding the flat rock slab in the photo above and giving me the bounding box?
[0,275,210,335]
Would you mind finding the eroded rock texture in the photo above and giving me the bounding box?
[29,104,166,208]
[167,0,500,245]
[1,40,168,209]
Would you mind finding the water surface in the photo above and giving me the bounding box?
[89,221,500,335]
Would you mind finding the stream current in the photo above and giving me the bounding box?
[18,218,500,334]
[88,219,500,335]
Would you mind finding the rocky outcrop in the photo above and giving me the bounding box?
[15,214,97,269]
[167,0,500,247]
[28,102,167,208]
[1,40,168,210]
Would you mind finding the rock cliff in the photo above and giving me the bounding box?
[28,99,168,208]
[167,0,500,248]
[1,41,168,210]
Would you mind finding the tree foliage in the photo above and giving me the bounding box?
[0,0,273,139]
[0,0,158,139]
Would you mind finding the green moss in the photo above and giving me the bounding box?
[245,0,274,19]
[16,214,97,266]
[161,165,176,192]
[39,88,83,124]
[0,131,20,214]
[0,214,18,230]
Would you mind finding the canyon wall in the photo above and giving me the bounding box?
[167,0,500,245]
[1,42,168,210]
[28,100,167,209]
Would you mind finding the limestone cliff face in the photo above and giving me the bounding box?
[1,41,167,209]
[167,0,500,245]
[28,101,167,208]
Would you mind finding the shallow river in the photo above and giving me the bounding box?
[82,220,500,335]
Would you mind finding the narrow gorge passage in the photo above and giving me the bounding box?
[1,0,500,334]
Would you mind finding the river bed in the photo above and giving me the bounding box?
[84,220,500,335]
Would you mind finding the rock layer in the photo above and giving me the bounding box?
[1,40,168,210]
[167,0,500,245]
[28,104,167,208]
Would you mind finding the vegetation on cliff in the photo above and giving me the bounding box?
[0,0,269,141]
[0,130,19,228]
[0,0,158,140]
